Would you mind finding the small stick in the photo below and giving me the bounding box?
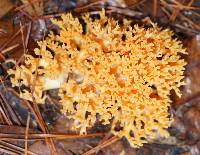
[20,22,26,55]
[0,105,12,125]
[0,147,19,155]
[188,0,194,6]
[127,0,146,9]
[5,88,57,154]
[25,22,32,48]
[0,28,7,35]
[15,0,42,11]
[0,44,19,54]
[83,136,119,155]
[34,13,63,20]
[27,0,39,16]
[180,14,200,31]
[153,0,158,17]
[0,26,25,51]
[25,113,30,155]
[75,0,106,12]
[18,9,34,20]
[0,92,13,125]
[0,141,37,155]
[0,132,105,139]
[0,53,6,61]
[175,91,200,106]
[161,0,200,10]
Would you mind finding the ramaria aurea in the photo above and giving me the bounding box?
[8,10,187,147]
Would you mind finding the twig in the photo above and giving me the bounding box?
[161,7,171,18]
[0,90,21,125]
[0,53,6,61]
[106,6,143,17]
[0,132,105,140]
[0,25,25,51]
[0,29,7,35]
[0,44,20,54]
[0,138,41,141]
[185,60,200,73]
[18,9,34,21]
[25,22,32,48]
[175,91,200,106]
[169,0,196,21]
[20,22,26,55]
[188,0,194,6]
[173,24,199,34]
[160,0,200,32]
[0,141,37,155]
[160,0,200,10]
[27,0,39,16]
[192,11,200,18]
[15,0,42,12]
[25,113,30,155]
[153,0,158,17]
[0,147,19,155]
[4,88,57,154]
[0,105,12,125]
[28,102,57,154]
[170,6,181,21]
[0,93,12,125]
[97,132,112,146]
[179,14,200,31]
[34,13,63,19]
[166,0,182,21]
[0,77,7,93]
[127,0,146,9]
[0,124,35,134]
[0,110,5,124]
[83,136,119,155]
[75,0,106,12]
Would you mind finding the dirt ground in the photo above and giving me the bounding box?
[0,0,200,155]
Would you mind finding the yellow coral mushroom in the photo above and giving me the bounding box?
[8,10,187,147]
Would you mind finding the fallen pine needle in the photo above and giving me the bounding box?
[0,132,106,140]
[25,113,30,155]
[0,44,19,54]
[83,136,119,155]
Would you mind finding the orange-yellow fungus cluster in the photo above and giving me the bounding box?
[8,10,187,147]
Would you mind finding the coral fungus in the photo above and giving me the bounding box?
[8,10,187,147]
